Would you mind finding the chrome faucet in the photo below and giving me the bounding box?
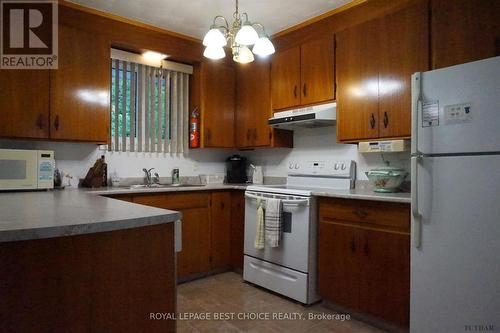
[153,172,161,185]
[142,168,155,186]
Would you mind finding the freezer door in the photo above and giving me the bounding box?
[411,154,500,333]
[415,56,500,155]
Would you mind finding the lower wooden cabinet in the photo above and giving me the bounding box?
[318,198,410,328]
[230,191,245,271]
[115,190,243,280]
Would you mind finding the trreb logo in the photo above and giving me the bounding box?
[1,0,58,69]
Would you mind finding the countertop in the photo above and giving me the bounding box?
[0,182,410,243]
[0,189,180,243]
[91,182,410,204]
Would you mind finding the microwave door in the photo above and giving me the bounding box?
[0,150,38,190]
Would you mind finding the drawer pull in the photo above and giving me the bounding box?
[353,210,368,219]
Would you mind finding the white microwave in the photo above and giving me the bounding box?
[0,149,55,191]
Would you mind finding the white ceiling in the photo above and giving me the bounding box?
[67,0,353,39]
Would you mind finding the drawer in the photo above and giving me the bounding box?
[319,198,410,231]
[132,192,210,210]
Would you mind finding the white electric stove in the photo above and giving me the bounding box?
[243,160,356,304]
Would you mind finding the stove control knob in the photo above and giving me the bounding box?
[341,163,347,170]
[288,162,294,169]
[334,163,339,170]
[294,163,299,169]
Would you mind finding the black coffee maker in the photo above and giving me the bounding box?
[225,155,248,184]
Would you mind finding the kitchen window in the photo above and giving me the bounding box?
[109,49,192,154]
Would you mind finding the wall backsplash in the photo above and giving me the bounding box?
[241,127,410,181]
[0,127,409,187]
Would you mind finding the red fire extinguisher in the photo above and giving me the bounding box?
[190,107,200,148]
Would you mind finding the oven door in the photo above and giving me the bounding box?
[0,150,38,190]
[244,190,312,273]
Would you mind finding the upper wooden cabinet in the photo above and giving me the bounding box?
[271,35,334,110]
[194,59,235,148]
[431,0,500,69]
[336,1,429,142]
[50,24,110,143]
[300,36,335,106]
[0,71,50,139]
[236,59,293,149]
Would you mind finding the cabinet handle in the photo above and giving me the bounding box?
[383,112,389,128]
[370,113,376,129]
[303,83,307,97]
[206,129,211,144]
[350,237,356,253]
[221,202,225,210]
[353,210,368,219]
[246,129,251,141]
[253,128,257,141]
[54,115,60,131]
[36,114,44,129]
[293,85,298,98]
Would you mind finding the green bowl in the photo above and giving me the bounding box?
[365,168,408,193]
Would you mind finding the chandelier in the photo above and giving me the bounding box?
[202,0,275,64]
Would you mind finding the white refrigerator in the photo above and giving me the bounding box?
[410,56,500,332]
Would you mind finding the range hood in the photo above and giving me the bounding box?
[268,102,336,129]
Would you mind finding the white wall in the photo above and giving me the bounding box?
[0,126,409,185]
[0,139,232,186]
[240,127,410,180]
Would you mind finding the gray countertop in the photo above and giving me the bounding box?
[0,182,409,243]
[0,189,180,243]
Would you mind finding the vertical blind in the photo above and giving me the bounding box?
[110,58,190,154]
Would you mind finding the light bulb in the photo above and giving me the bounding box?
[234,45,254,64]
[235,24,259,46]
[203,46,225,60]
[202,28,227,47]
[252,37,275,56]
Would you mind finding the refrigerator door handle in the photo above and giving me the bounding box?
[411,72,421,155]
[411,155,422,249]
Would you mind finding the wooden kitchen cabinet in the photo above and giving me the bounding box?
[50,24,110,143]
[336,19,380,141]
[236,59,293,149]
[300,35,335,106]
[336,1,428,141]
[0,70,50,139]
[210,191,232,269]
[431,0,500,69]
[271,35,334,110]
[230,191,245,271]
[193,59,235,148]
[131,192,212,279]
[318,198,410,328]
[270,46,301,110]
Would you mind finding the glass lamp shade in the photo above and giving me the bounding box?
[252,37,275,56]
[203,46,225,60]
[235,24,259,45]
[233,45,254,64]
[202,28,227,47]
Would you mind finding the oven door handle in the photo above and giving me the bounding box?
[244,193,309,207]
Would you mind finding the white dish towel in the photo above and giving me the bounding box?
[265,198,283,248]
[254,198,265,249]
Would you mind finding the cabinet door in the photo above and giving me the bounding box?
[210,192,232,269]
[318,222,360,311]
[230,191,245,270]
[300,35,335,105]
[50,24,110,142]
[236,59,273,148]
[176,207,211,279]
[431,0,500,69]
[200,59,235,148]
[358,229,410,328]
[0,71,50,139]
[271,46,301,110]
[336,20,380,141]
[378,2,429,138]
